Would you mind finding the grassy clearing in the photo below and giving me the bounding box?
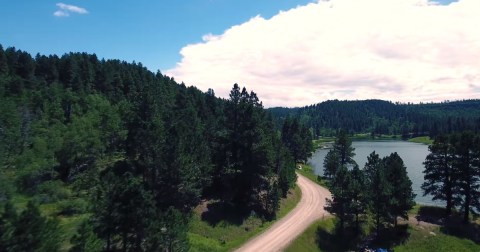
[188,185,302,252]
[286,204,480,252]
[351,134,401,141]
[395,225,479,252]
[313,138,335,149]
[284,217,334,252]
[58,214,90,251]
[408,136,433,145]
[8,188,90,252]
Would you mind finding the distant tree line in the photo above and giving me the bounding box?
[324,130,415,236]
[269,99,480,138]
[422,131,480,222]
[0,45,311,251]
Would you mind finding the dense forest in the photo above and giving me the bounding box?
[269,99,480,138]
[0,45,312,251]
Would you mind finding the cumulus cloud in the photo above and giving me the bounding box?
[166,0,480,107]
[54,3,88,17]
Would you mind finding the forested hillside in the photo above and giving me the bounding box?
[269,99,480,138]
[0,45,307,251]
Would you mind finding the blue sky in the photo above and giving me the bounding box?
[3,0,475,108]
[1,0,316,71]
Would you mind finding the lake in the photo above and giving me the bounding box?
[308,140,438,205]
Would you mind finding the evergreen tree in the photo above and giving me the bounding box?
[325,165,351,235]
[348,164,367,233]
[0,201,17,251]
[334,129,356,166]
[92,162,157,251]
[452,131,480,222]
[323,150,340,179]
[364,151,391,234]
[6,201,61,252]
[422,134,456,216]
[384,152,415,226]
[323,130,356,179]
[69,220,102,252]
[281,117,313,163]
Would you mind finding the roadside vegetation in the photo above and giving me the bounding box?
[188,185,301,252]
[286,206,480,252]
[288,131,480,251]
[296,164,328,188]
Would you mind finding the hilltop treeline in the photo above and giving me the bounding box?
[0,45,309,251]
[269,99,480,138]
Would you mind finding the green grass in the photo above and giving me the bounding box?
[394,226,480,252]
[286,217,480,252]
[313,138,334,149]
[188,185,302,252]
[58,214,90,251]
[296,164,328,188]
[284,217,335,252]
[286,204,480,252]
[8,189,89,252]
[408,136,433,145]
[351,133,401,141]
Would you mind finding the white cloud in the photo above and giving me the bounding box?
[54,3,88,17]
[53,10,69,17]
[166,0,480,107]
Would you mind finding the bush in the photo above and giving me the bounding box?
[57,198,88,216]
[0,175,14,206]
[33,180,70,204]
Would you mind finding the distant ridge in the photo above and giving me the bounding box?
[269,99,480,138]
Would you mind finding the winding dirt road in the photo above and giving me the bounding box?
[235,173,332,252]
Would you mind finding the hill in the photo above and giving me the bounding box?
[269,99,480,138]
[0,45,299,251]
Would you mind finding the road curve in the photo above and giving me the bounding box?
[234,173,332,252]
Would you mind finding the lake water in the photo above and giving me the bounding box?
[308,140,438,205]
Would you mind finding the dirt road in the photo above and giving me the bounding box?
[234,173,331,252]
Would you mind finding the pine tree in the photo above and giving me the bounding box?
[334,129,356,166]
[323,130,356,179]
[281,117,313,163]
[422,134,455,216]
[0,201,17,251]
[364,151,391,234]
[348,164,367,233]
[453,131,480,222]
[325,165,351,235]
[384,152,415,226]
[323,150,340,179]
[69,220,102,252]
[7,201,61,252]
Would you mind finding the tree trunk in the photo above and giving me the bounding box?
[123,231,127,252]
[355,213,359,234]
[107,232,111,252]
[446,191,452,216]
[463,188,470,223]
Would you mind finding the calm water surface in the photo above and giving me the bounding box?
[308,140,438,205]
